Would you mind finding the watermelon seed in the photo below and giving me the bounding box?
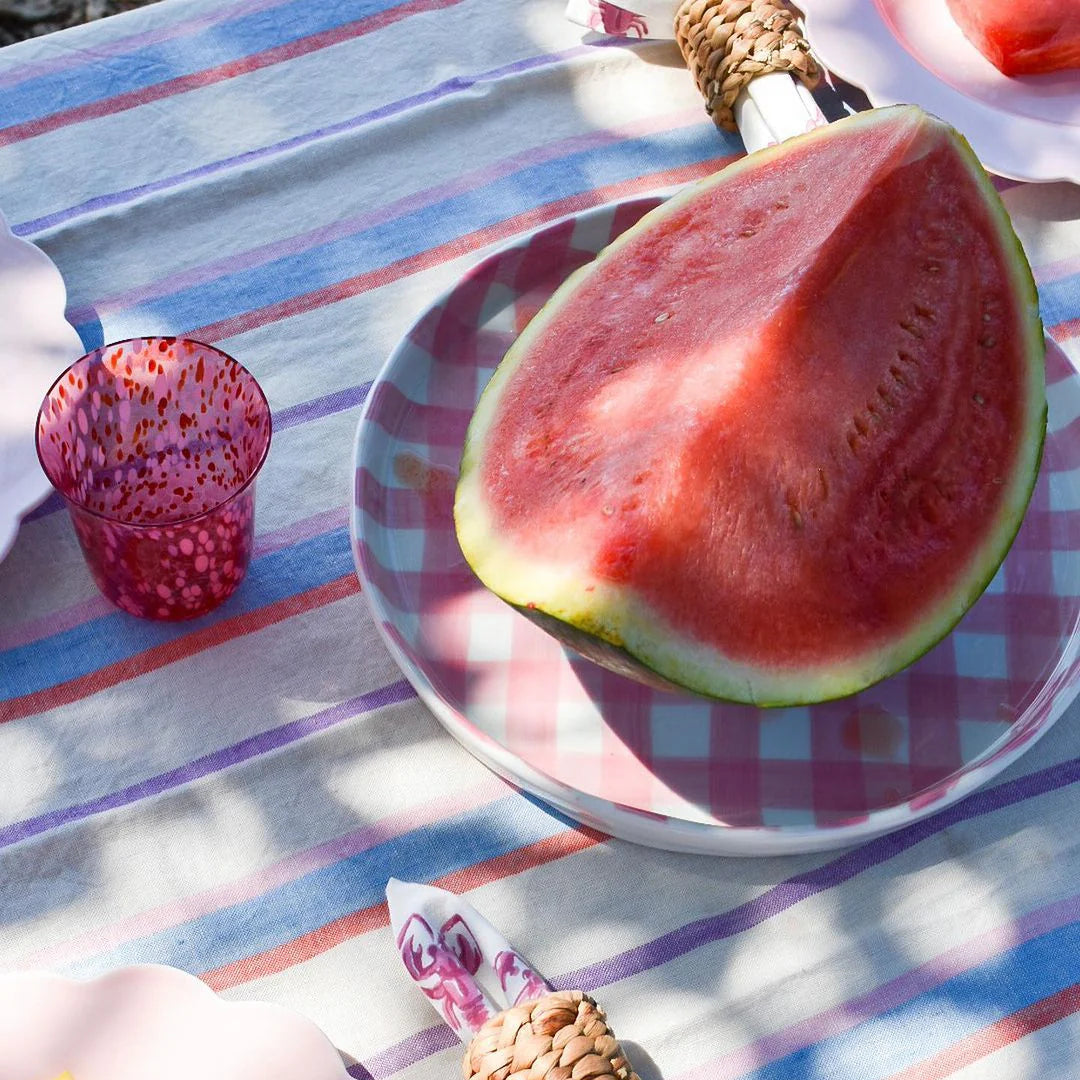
[980,335,997,348]
[602,505,615,516]
[899,319,924,340]
[913,303,936,321]
[790,508,803,529]
[774,199,789,210]
[889,364,907,387]
[973,392,985,405]
[818,468,829,499]
[654,312,671,323]
[854,413,869,435]
[983,312,993,322]
[740,228,756,237]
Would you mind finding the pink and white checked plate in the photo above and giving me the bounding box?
[351,196,1080,856]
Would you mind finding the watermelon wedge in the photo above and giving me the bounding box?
[454,106,1046,706]
[946,0,1080,76]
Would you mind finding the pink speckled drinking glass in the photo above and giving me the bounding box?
[36,337,272,620]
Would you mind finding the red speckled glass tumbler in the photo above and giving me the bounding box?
[36,337,271,620]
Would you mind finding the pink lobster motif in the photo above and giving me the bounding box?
[589,0,649,37]
[397,913,494,1034]
[494,949,549,1006]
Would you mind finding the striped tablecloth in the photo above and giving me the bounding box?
[2,2,1080,1077]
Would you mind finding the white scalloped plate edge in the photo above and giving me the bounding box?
[799,0,1080,183]
[0,965,350,1080]
[0,211,85,563]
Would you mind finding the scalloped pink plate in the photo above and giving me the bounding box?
[351,195,1080,856]
[800,0,1080,183]
[0,965,349,1080]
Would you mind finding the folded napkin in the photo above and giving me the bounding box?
[386,878,548,1037]
[565,0,678,38]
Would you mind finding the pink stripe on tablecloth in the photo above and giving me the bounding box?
[0,593,115,653]
[251,505,350,558]
[1048,315,1080,342]
[18,773,508,969]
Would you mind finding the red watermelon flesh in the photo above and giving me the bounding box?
[946,0,1080,75]
[455,107,1045,706]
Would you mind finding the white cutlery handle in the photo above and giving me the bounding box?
[735,70,829,153]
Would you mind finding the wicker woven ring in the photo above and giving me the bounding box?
[463,990,640,1080]
[674,0,820,131]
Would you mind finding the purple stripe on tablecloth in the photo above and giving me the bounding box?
[274,381,372,430]
[552,755,1080,993]
[16,39,638,239]
[0,677,415,849]
[23,491,64,521]
[348,1024,459,1079]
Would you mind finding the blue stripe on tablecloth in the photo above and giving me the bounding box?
[66,123,723,341]
[0,525,354,698]
[0,0,406,129]
[56,791,565,979]
[13,41,647,238]
[745,920,1080,1080]
[1037,275,1080,331]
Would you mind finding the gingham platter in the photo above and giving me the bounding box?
[350,195,1080,856]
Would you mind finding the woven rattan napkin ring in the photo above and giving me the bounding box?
[463,990,640,1080]
[674,0,820,130]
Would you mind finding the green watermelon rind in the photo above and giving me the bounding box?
[455,106,1047,707]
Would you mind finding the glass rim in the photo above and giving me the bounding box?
[35,335,273,531]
